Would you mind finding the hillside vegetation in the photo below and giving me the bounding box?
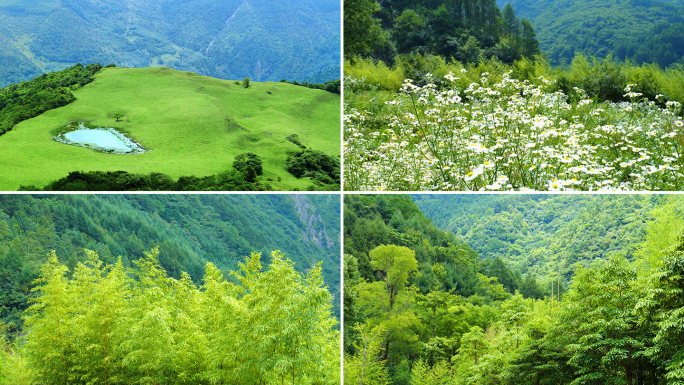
[0,0,340,86]
[344,194,684,385]
[346,0,540,65]
[0,66,340,191]
[496,0,684,67]
[0,194,341,338]
[413,194,684,281]
[0,249,340,385]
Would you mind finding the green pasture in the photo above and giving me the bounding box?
[0,67,340,190]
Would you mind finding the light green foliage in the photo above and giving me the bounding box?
[0,322,9,382]
[411,359,450,385]
[344,194,684,385]
[0,194,342,336]
[23,251,74,384]
[0,67,340,191]
[16,248,339,385]
[369,245,418,306]
[344,323,388,385]
[637,201,684,270]
[560,255,653,384]
[645,236,684,383]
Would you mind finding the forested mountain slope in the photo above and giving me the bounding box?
[0,0,340,86]
[0,194,341,336]
[345,194,684,385]
[413,194,684,280]
[495,0,684,67]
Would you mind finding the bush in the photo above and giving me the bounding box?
[232,152,263,182]
[286,149,340,186]
[242,77,250,88]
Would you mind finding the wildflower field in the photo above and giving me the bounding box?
[344,58,684,191]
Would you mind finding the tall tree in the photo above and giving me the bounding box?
[344,0,389,59]
[520,19,540,58]
[502,2,519,38]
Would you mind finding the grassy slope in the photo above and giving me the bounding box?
[0,67,340,190]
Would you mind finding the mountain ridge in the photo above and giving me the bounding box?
[0,0,340,86]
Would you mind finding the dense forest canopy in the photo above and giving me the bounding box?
[345,0,540,66]
[496,0,684,68]
[0,194,341,339]
[413,194,684,280]
[344,194,684,385]
[0,248,340,385]
[0,63,103,136]
[0,0,340,86]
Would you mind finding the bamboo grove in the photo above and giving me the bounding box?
[0,248,340,385]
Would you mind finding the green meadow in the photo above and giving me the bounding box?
[0,67,340,190]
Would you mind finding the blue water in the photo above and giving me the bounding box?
[56,124,145,153]
[63,130,133,151]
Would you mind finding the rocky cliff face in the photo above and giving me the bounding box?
[292,194,335,251]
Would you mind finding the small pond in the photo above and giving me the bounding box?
[54,123,145,154]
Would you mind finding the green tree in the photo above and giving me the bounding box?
[520,19,540,58]
[369,244,418,318]
[344,322,388,385]
[68,250,130,385]
[645,235,684,383]
[23,251,75,385]
[233,152,263,182]
[344,0,388,59]
[242,77,250,88]
[563,255,655,385]
[502,3,519,39]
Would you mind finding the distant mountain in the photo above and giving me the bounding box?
[413,194,684,281]
[0,0,340,86]
[495,0,684,67]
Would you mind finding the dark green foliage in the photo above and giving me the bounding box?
[30,169,263,192]
[487,256,518,293]
[344,0,389,59]
[499,0,684,68]
[232,152,263,182]
[286,149,340,188]
[242,77,250,88]
[344,195,482,294]
[285,134,306,149]
[27,148,340,191]
[0,63,103,135]
[280,78,340,94]
[347,0,541,67]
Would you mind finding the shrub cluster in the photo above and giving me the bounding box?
[286,149,340,188]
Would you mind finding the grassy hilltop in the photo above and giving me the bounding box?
[0,66,340,190]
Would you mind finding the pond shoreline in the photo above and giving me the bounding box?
[53,122,146,154]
